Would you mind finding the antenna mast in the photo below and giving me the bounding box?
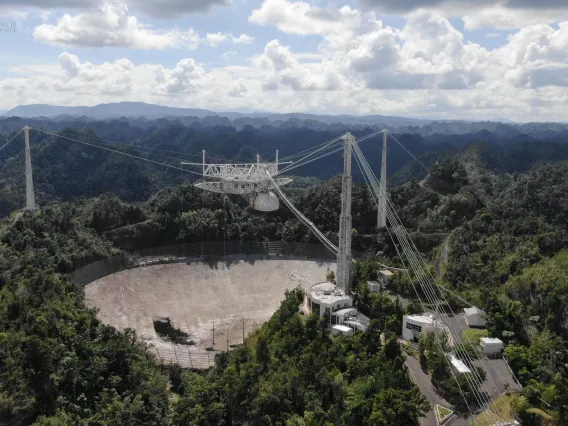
[336,132,354,293]
[377,130,387,228]
[23,126,35,211]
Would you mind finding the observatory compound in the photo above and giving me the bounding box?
[192,132,373,332]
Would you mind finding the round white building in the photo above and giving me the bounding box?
[306,282,353,318]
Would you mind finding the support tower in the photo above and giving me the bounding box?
[377,130,387,228]
[336,133,354,293]
[23,126,35,211]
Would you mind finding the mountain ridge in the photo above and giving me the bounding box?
[1,101,467,126]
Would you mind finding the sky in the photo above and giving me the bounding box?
[0,0,568,122]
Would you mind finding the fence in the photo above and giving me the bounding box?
[70,240,368,286]
[147,317,264,369]
[149,344,219,369]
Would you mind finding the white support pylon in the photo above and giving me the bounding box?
[336,132,354,294]
[377,130,387,228]
[23,126,36,211]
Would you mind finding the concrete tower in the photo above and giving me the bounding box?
[23,126,35,211]
[377,130,387,228]
[336,132,354,294]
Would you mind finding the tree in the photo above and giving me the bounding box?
[369,388,429,426]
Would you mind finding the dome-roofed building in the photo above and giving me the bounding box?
[250,191,280,212]
[307,282,353,318]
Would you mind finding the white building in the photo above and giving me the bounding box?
[464,306,487,327]
[449,353,471,374]
[480,337,504,357]
[307,282,353,318]
[331,324,354,336]
[402,314,446,343]
[331,307,358,325]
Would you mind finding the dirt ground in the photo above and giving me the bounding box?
[85,257,335,353]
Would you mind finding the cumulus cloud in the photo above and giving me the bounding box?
[357,0,568,29]
[0,0,231,18]
[250,0,360,35]
[358,0,568,13]
[3,5,568,122]
[258,39,348,91]
[206,32,254,46]
[206,32,227,46]
[232,33,254,44]
[34,3,200,49]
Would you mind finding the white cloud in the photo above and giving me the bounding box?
[356,0,568,29]
[462,6,568,30]
[155,58,207,93]
[250,0,360,35]
[0,0,231,19]
[232,33,254,44]
[3,4,568,122]
[258,39,348,91]
[33,3,200,49]
[206,32,254,46]
[0,9,28,20]
[206,32,227,46]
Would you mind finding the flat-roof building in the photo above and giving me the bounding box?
[331,324,354,336]
[367,280,382,293]
[464,306,487,327]
[402,313,446,343]
[480,337,504,357]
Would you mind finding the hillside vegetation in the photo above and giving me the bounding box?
[1,120,568,424]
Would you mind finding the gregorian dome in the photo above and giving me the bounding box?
[249,191,280,212]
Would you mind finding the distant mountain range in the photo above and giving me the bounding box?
[2,101,446,127]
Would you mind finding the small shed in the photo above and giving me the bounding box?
[367,280,382,293]
[331,324,354,336]
[378,269,394,286]
[480,337,504,357]
[464,306,487,327]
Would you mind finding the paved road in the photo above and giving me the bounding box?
[441,313,469,345]
[406,356,447,426]
[476,357,522,395]
[406,356,471,426]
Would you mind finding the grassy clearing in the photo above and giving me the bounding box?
[438,406,452,418]
[462,328,488,344]
[474,394,515,426]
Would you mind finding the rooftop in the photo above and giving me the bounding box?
[332,325,352,333]
[449,354,471,374]
[308,282,352,304]
[333,307,357,316]
[379,269,394,276]
[405,313,437,324]
[464,306,486,316]
[480,337,504,345]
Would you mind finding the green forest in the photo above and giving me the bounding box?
[1,121,568,425]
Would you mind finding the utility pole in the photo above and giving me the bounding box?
[23,126,35,211]
[212,321,215,346]
[377,130,387,228]
[336,132,353,294]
